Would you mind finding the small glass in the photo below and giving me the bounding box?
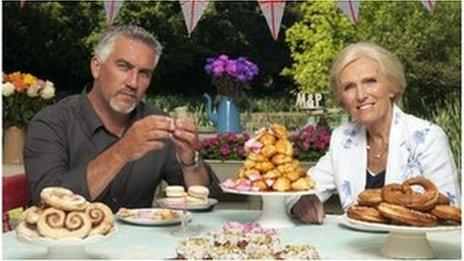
[170,210,202,237]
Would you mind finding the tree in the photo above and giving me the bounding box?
[283,1,460,112]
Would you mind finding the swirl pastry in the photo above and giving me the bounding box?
[430,205,461,223]
[347,204,390,223]
[357,189,382,207]
[17,221,40,238]
[64,211,92,238]
[377,202,437,227]
[86,203,114,236]
[40,187,88,211]
[403,177,438,211]
[22,206,43,225]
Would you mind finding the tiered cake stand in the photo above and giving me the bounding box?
[341,214,460,259]
[222,188,315,228]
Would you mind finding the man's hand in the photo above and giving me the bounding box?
[291,195,325,224]
[114,115,175,163]
[172,117,199,165]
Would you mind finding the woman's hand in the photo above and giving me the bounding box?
[291,194,325,224]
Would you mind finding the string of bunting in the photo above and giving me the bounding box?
[17,0,439,38]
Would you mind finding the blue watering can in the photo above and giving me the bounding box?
[203,93,242,133]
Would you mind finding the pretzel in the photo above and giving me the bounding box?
[403,177,438,211]
[357,189,382,207]
[381,183,413,206]
[377,203,437,227]
[347,204,390,223]
[430,205,461,224]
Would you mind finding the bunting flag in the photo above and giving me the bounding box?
[258,0,286,41]
[421,0,435,13]
[180,0,210,37]
[19,0,26,10]
[337,0,360,24]
[104,0,124,25]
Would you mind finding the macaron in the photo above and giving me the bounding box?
[165,185,185,198]
[186,195,208,206]
[187,185,209,199]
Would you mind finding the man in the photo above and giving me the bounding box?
[25,25,221,212]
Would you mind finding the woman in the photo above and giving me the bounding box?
[288,42,460,223]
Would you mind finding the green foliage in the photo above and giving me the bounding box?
[3,1,299,96]
[283,1,356,94]
[419,94,461,171]
[284,1,460,110]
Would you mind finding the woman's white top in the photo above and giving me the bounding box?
[287,105,460,213]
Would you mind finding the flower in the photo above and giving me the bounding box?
[3,71,56,128]
[199,124,331,162]
[204,54,259,101]
[292,124,331,162]
[3,82,15,97]
[198,132,251,161]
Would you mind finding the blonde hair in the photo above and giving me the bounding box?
[329,42,406,106]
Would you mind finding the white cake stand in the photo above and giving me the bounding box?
[16,227,117,259]
[222,188,315,228]
[340,214,461,259]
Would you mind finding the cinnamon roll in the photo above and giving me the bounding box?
[85,202,114,236]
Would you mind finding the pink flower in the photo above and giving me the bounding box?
[226,132,238,142]
[244,138,262,153]
[220,145,231,156]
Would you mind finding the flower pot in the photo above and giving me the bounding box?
[3,126,26,164]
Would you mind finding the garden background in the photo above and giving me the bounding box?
[3,1,461,169]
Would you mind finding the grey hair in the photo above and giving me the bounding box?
[94,25,163,67]
[329,42,406,106]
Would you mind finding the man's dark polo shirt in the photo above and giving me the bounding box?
[25,90,220,212]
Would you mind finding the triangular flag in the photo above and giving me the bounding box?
[337,0,361,24]
[421,0,435,13]
[19,0,26,10]
[104,0,124,25]
[180,0,210,37]
[258,0,286,41]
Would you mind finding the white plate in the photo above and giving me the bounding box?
[16,225,118,247]
[156,198,218,211]
[222,187,315,196]
[116,208,191,226]
[340,214,461,233]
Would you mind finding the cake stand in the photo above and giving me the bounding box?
[16,227,117,259]
[340,214,461,259]
[222,188,315,228]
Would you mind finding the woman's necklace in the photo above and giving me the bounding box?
[366,144,388,159]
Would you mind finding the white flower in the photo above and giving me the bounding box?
[27,84,40,97]
[40,81,55,99]
[3,82,15,97]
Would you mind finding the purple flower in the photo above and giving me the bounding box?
[227,132,238,142]
[236,146,246,157]
[242,132,251,140]
[220,145,231,156]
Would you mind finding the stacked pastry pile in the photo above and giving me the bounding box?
[348,177,461,227]
[221,124,315,192]
[17,187,115,239]
[176,222,320,259]
[163,185,210,206]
